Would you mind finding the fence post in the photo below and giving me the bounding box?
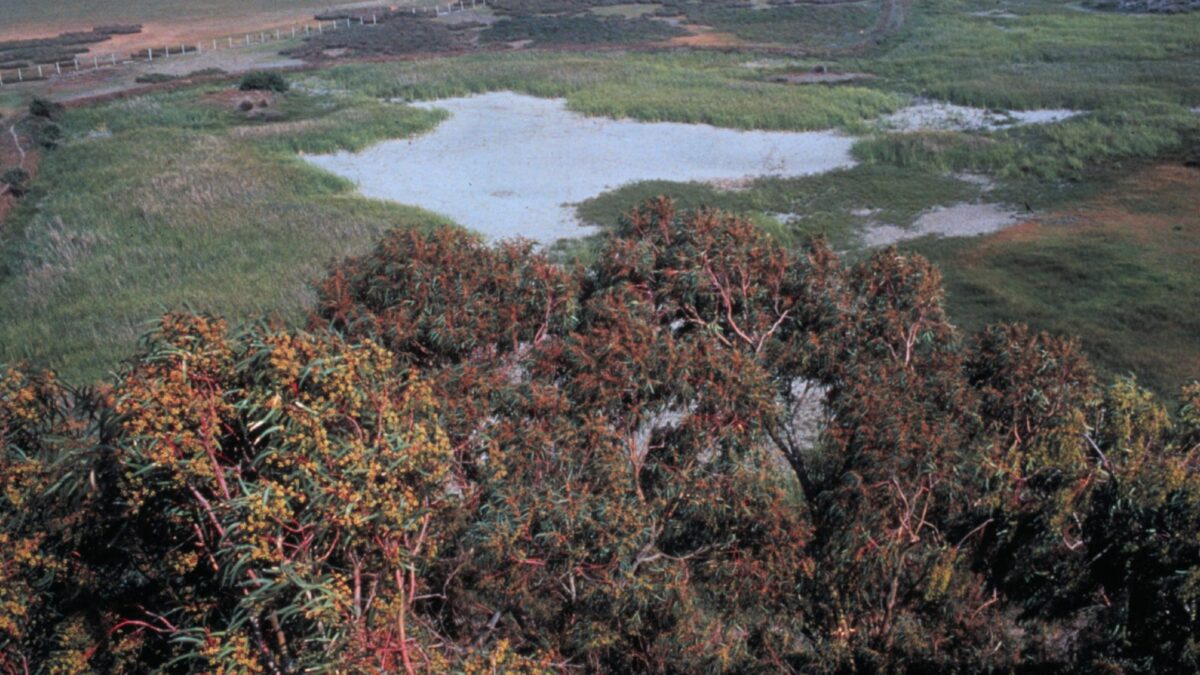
[165,45,170,56]
[56,62,61,75]
[229,36,234,47]
[213,39,218,50]
[148,48,152,61]
[373,14,377,24]
[246,34,250,45]
[94,55,99,68]
[37,65,43,78]
[17,68,22,81]
[318,23,323,34]
[292,26,296,38]
[0,72,4,86]
[111,54,117,65]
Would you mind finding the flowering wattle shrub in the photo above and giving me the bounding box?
[2,201,1199,673]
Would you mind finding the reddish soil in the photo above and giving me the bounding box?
[668,26,743,48]
[968,164,1200,257]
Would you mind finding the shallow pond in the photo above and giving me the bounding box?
[304,91,856,243]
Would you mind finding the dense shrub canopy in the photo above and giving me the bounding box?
[3,202,1199,673]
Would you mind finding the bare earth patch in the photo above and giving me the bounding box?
[862,203,1023,246]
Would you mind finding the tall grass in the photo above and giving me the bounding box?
[311,52,906,131]
[853,102,1200,180]
[856,0,1200,110]
[575,164,980,250]
[0,86,449,382]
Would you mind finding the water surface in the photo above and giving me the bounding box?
[305,91,856,243]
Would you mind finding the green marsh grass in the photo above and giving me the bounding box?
[310,52,906,131]
[0,86,450,382]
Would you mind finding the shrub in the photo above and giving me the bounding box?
[133,72,176,84]
[238,70,288,93]
[28,97,64,120]
[1,167,29,196]
[184,67,227,78]
[32,122,63,150]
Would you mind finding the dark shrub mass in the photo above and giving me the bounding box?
[238,70,289,93]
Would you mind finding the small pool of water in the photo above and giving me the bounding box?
[304,91,856,243]
[880,102,1081,132]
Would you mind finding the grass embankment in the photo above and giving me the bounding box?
[0,86,449,381]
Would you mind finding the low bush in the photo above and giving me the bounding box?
[133,72,176,84]
[0,167,29,196]
[29,97,64,121]
[238,70,288,93]
[92,24,142,35]
[32,122,63,150]
[184,67,227,78]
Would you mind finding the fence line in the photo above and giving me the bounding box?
[0,0,486,87]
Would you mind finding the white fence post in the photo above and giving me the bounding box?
[111,54,117,65]
[148,48,153,61]
[37,65,43,77]
[56,62,61,75]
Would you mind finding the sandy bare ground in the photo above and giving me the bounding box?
[862,203,1024,247]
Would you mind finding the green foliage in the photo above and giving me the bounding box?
[854,102,1200,180]
[311,52,905,132]
[28,97,63,121]
[238,70,289,93]
[30,121,63,150]
[0,167,29,197]
[0,86,448,383]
